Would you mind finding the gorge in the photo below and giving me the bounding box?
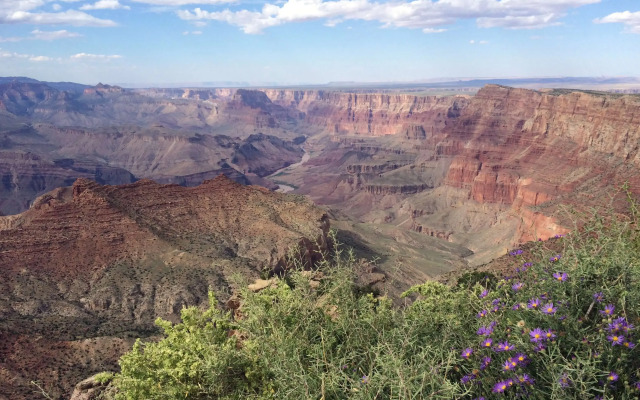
[1,77,640,399]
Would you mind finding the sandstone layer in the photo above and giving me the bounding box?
[0,175,329,399]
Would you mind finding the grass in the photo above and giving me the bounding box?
[107,200,640,399]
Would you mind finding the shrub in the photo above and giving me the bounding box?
[111,210,640,399]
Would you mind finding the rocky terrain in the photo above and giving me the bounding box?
[266,85,640,265]
[0,175,329,399]
[0,80,306,215]
[2,77,640,398]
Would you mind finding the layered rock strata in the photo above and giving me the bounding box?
[0,175,329,400]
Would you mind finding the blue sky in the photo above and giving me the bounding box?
[0,0,639,85]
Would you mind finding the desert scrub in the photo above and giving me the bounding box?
[111,211,640,399]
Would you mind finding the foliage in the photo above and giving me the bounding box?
[111,207,640,399]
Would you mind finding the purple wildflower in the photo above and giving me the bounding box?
[514,353,528,365]
[623,341,636,349]
[512,303,521,310]
[361,375,369,384]
[479,289,489,299]
[496,341,514,352]
[492,305,500,313]
[461,374,476,384]
[480,356,491,370]
[512,282,524,291]
[608,371,619,383]
[481,338,493,348]
[517,374,534,385]
[529,328,544,342]
[523,262,533,268]
[477,310,488,318]
[533,343,546,352]
[607,318,625,333]
[550,254,561,262]
[477,324,494,336]
[601,304,615,316]
[543,330,556,341]
[527,298,541,309]
[552,272,568,281]
[542,302,557,315]
[493,380,509,393]
[510,249,523,256]
[593,292,604,303]
[502,360,514,372]
[559,373,571,388]
[461,348,473,359]
[607,334,625,346]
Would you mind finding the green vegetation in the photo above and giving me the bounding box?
[110,207,640,399]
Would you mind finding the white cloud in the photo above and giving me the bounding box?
[594,11,640,34]
[177,0,600,34]
[31,29,83,39]
[52,4,63,11]
[0,49,30,58]
[1,9,117,26]
[80,0,131,10]
[131,0,235,5]
[0,29,81,42]
[0,48,52,61]
[71,52,122,60]
[30,55,52,61]
[71,52,122,59]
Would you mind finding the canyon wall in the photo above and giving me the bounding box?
[271,85,640,256]
[263,89,469,136]
[0,176,329,399]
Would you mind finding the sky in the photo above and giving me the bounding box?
[0,0,639,86]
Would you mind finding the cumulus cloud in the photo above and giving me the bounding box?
[71,52,122,60]
[31,29,83,39]
[0,50,30,58]
[594,11,640,34]
[0,0,117,26]
[177,0,600,34]
[132,0,235,5]
[30,55,52,61]
[0,48,53,61]
[1,9,117,26]
[0,29,82,42]
[80,0,131,10]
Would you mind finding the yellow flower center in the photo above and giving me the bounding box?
[534,334,540,338]
[613,336,619,341]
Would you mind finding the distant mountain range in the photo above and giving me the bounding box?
[4,75,639,92]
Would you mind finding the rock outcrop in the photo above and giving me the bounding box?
[0,175,329,400]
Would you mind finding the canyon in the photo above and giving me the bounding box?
[1,77,640,399]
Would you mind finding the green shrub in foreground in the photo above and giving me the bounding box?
[112,212,640,399]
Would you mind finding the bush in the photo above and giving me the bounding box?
[111,211,640,399]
